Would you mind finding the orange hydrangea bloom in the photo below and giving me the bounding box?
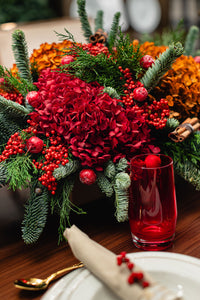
[140,41,200,120]
[139,41,167,59]
[11,39,73,76]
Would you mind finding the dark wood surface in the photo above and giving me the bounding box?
[1,176,200,300]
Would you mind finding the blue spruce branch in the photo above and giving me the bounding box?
[140,42,184,91]
[107,12,121,49]
[22,185,49,244]
[12,29,33,83]
[77,0,93,42]
[95,10,104,32]
[114,172,131,222]
[184,25,199,56]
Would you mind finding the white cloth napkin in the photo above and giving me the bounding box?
[64,225,181,300]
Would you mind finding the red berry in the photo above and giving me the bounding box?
[79,169,96,185]
[61,55,74,65]
[145,155,161,168]
[26,136,44,153]
[133,87,148,102]
[26,91,40,106]
[194,56,200,63]
[140,55,155,69]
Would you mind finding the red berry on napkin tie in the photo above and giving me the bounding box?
[145,155,161,168]
[79,169,97,185]
[26,136,44,154]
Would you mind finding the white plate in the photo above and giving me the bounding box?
[42,252,200,300]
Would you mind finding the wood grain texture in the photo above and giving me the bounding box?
[1,176,200,300]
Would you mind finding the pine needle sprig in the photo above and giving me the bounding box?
[0,95,29,117]
[21,183,49,244]
[174,160,200,191]
[50,176,86,243]
[53,160,80,180]
[0,161,8,188]
[65,48,125,94]
[0,112,24,146]
[184,25,199,56]
[107,12,121,50]
[77,0,93,42]
[114,31,143,79]
[12,29,33,83]
[141,42,184,91]
[95,10,104,32]
[54,28,76,43]
[114,172,131,222]
[0,65,36,97]
[6,155,37,190]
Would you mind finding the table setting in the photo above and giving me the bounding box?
[1,0,200,299]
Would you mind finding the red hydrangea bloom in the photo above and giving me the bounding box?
[29,68,154,168]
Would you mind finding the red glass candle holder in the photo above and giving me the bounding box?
[129,154,177,251]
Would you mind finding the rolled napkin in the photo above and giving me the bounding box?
[64,225,181,300]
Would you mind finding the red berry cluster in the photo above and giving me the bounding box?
[118,66,147,106]
[116,252,150,288]
[0,132,25,162]
[81,43,110,56]
[141,98,169,129]
[0,91,24,105]
[34,135,69,194]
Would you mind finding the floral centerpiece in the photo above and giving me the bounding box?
[1,0,200,244]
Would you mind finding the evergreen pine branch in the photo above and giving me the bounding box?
[58,177,85,242]
[54,28,76,43]
[21,183,49,244]
[0,65,36,97]
[0,95,29,117]
[6,155,37,190]
[96,172,114,197]
[95,10,104,32]
[184,25,199,56]
[114,172,131,222]
[77,0,93,42]
[140,42,184,91]
[104,160,116,180]
[65,48,125,94]
[12,29,33,83]
[165,118,180,132]
[0,161,8,188]
[0,112,24,146]
[53,160,80,180]
[107,12,121,50]
[116,157,128,172]
[103,87,120,99]
[174,160,200,191]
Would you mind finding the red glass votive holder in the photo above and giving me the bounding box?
[129,154,177,251]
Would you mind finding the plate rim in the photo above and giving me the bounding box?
[42,251,200,300]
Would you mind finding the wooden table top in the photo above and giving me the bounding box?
[1,176,200,300]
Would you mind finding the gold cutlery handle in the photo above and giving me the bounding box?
[46,262,84,284]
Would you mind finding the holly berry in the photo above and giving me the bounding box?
[61,55,74,65]
[26,136,44,153]
[145,155,161,168]
[194,56,200,63]
[79,169,97,185]
[133,87,148,102]
[26,91,40,106]
[140,55,155,69]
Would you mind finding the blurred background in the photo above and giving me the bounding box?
[0,0,200,66]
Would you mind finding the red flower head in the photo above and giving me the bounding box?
[29,69,154,169]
